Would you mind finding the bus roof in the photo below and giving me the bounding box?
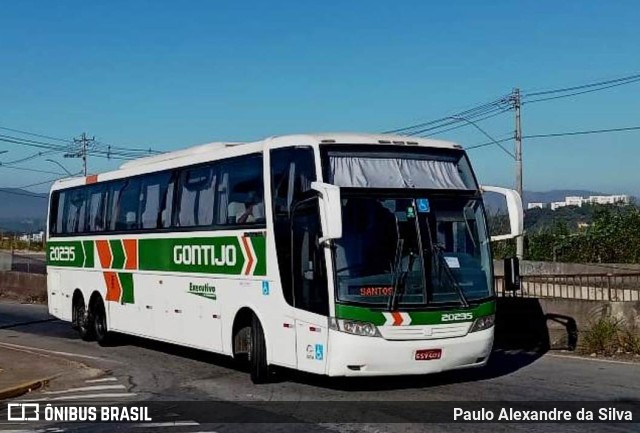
[51,133,460,190]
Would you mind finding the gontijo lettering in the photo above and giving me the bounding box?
[173,244,237,267]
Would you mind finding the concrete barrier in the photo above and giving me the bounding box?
[496,296,640,351]
[0,271,47,303]
[0,251,11,272]
[494,260,640,276]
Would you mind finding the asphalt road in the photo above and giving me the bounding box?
[0,302,639,433]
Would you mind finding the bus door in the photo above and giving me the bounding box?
[291,199,330,374]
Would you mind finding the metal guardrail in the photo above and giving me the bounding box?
[496,273,640,301]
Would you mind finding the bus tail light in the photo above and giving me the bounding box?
[329,318,381,337]
[469,314,495,333]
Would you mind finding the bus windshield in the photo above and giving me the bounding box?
[333,194,493,307]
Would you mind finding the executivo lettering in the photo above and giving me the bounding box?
[188,282,217,300]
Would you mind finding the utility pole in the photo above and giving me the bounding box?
[513,88,524,260]
[65,133,95,176]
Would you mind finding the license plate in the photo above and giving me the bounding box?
[415,349,442,361]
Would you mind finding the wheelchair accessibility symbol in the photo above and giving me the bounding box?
[416,198,430,213]
[315,344,324,361]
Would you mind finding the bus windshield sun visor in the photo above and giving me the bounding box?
[328,156,470,189]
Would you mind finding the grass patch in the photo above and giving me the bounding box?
[621,325,640,354]
[581,317,640,356]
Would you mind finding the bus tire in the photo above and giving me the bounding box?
[249,315,270,384]
[73,296,95,341]
[92,298,113,346]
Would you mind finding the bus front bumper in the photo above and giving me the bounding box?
[326,327,493,377]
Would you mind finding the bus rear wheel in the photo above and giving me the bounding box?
[73,296,94,341]
[249,315,270,384]
[92,298,113,346]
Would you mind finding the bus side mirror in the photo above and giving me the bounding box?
[311,181,342,243]
[481,186,523,242]
[504,257,521,292]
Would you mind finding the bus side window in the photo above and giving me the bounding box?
[64,189,87,234]
[218,155,264,226]
[110,179,142,231]
[176,165,216,227]
[87,185,107,232]
[140,172,174,229]
[49,191,64,235]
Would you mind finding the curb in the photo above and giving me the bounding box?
[0,377,50,401]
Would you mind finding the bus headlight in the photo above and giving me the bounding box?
[329,318,381,337]
[469,314,495,333]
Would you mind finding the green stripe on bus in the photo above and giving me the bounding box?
[119,273,135,304]
[82,240,95,268]
[110,239,125,269]
[49,234,267,276]
[47,241,91,268]
[250,235,266,276]
[335,301,496,326]
[137,236,263,275]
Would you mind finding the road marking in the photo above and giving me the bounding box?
[548,353,640,366]
[48,392,137,401]
[18,392,137,402]
[0,341,115,362]
[132,421,200,428]
[85,377,118,383]
[3,430,40,433]
[2,430,51,433]
[44,384,126,394]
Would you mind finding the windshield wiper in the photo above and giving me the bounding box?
[432,244,469,308]
[388,239,417,311]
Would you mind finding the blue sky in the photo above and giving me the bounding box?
[1,1,639,194]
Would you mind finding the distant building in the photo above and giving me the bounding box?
[18,231,44,242]
[527,202,546,210]
[530,194,631,211]
[585,195,630,205]
[565,196,584,207]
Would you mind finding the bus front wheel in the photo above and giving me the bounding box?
[249,315,270,384]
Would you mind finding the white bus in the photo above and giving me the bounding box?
[47,133,522,383]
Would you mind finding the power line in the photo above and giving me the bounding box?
[94,140,162,155]
[524,77,640,104]
[0,126,71,143]
[382,94,512,135]
[451,115,514,159]
[0,124,163,159]
[524,72,640,97]
[0,163,66,175]
[419,108,511,137]
[465,124,640,151]
[3,150,59,165]
[525,125,640,139]
[0,188,48,199]
[465,136,513,151]
[0,134,72,152]
[405,105,510,137]
[12,175,75,190]
[0,135,150,161]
